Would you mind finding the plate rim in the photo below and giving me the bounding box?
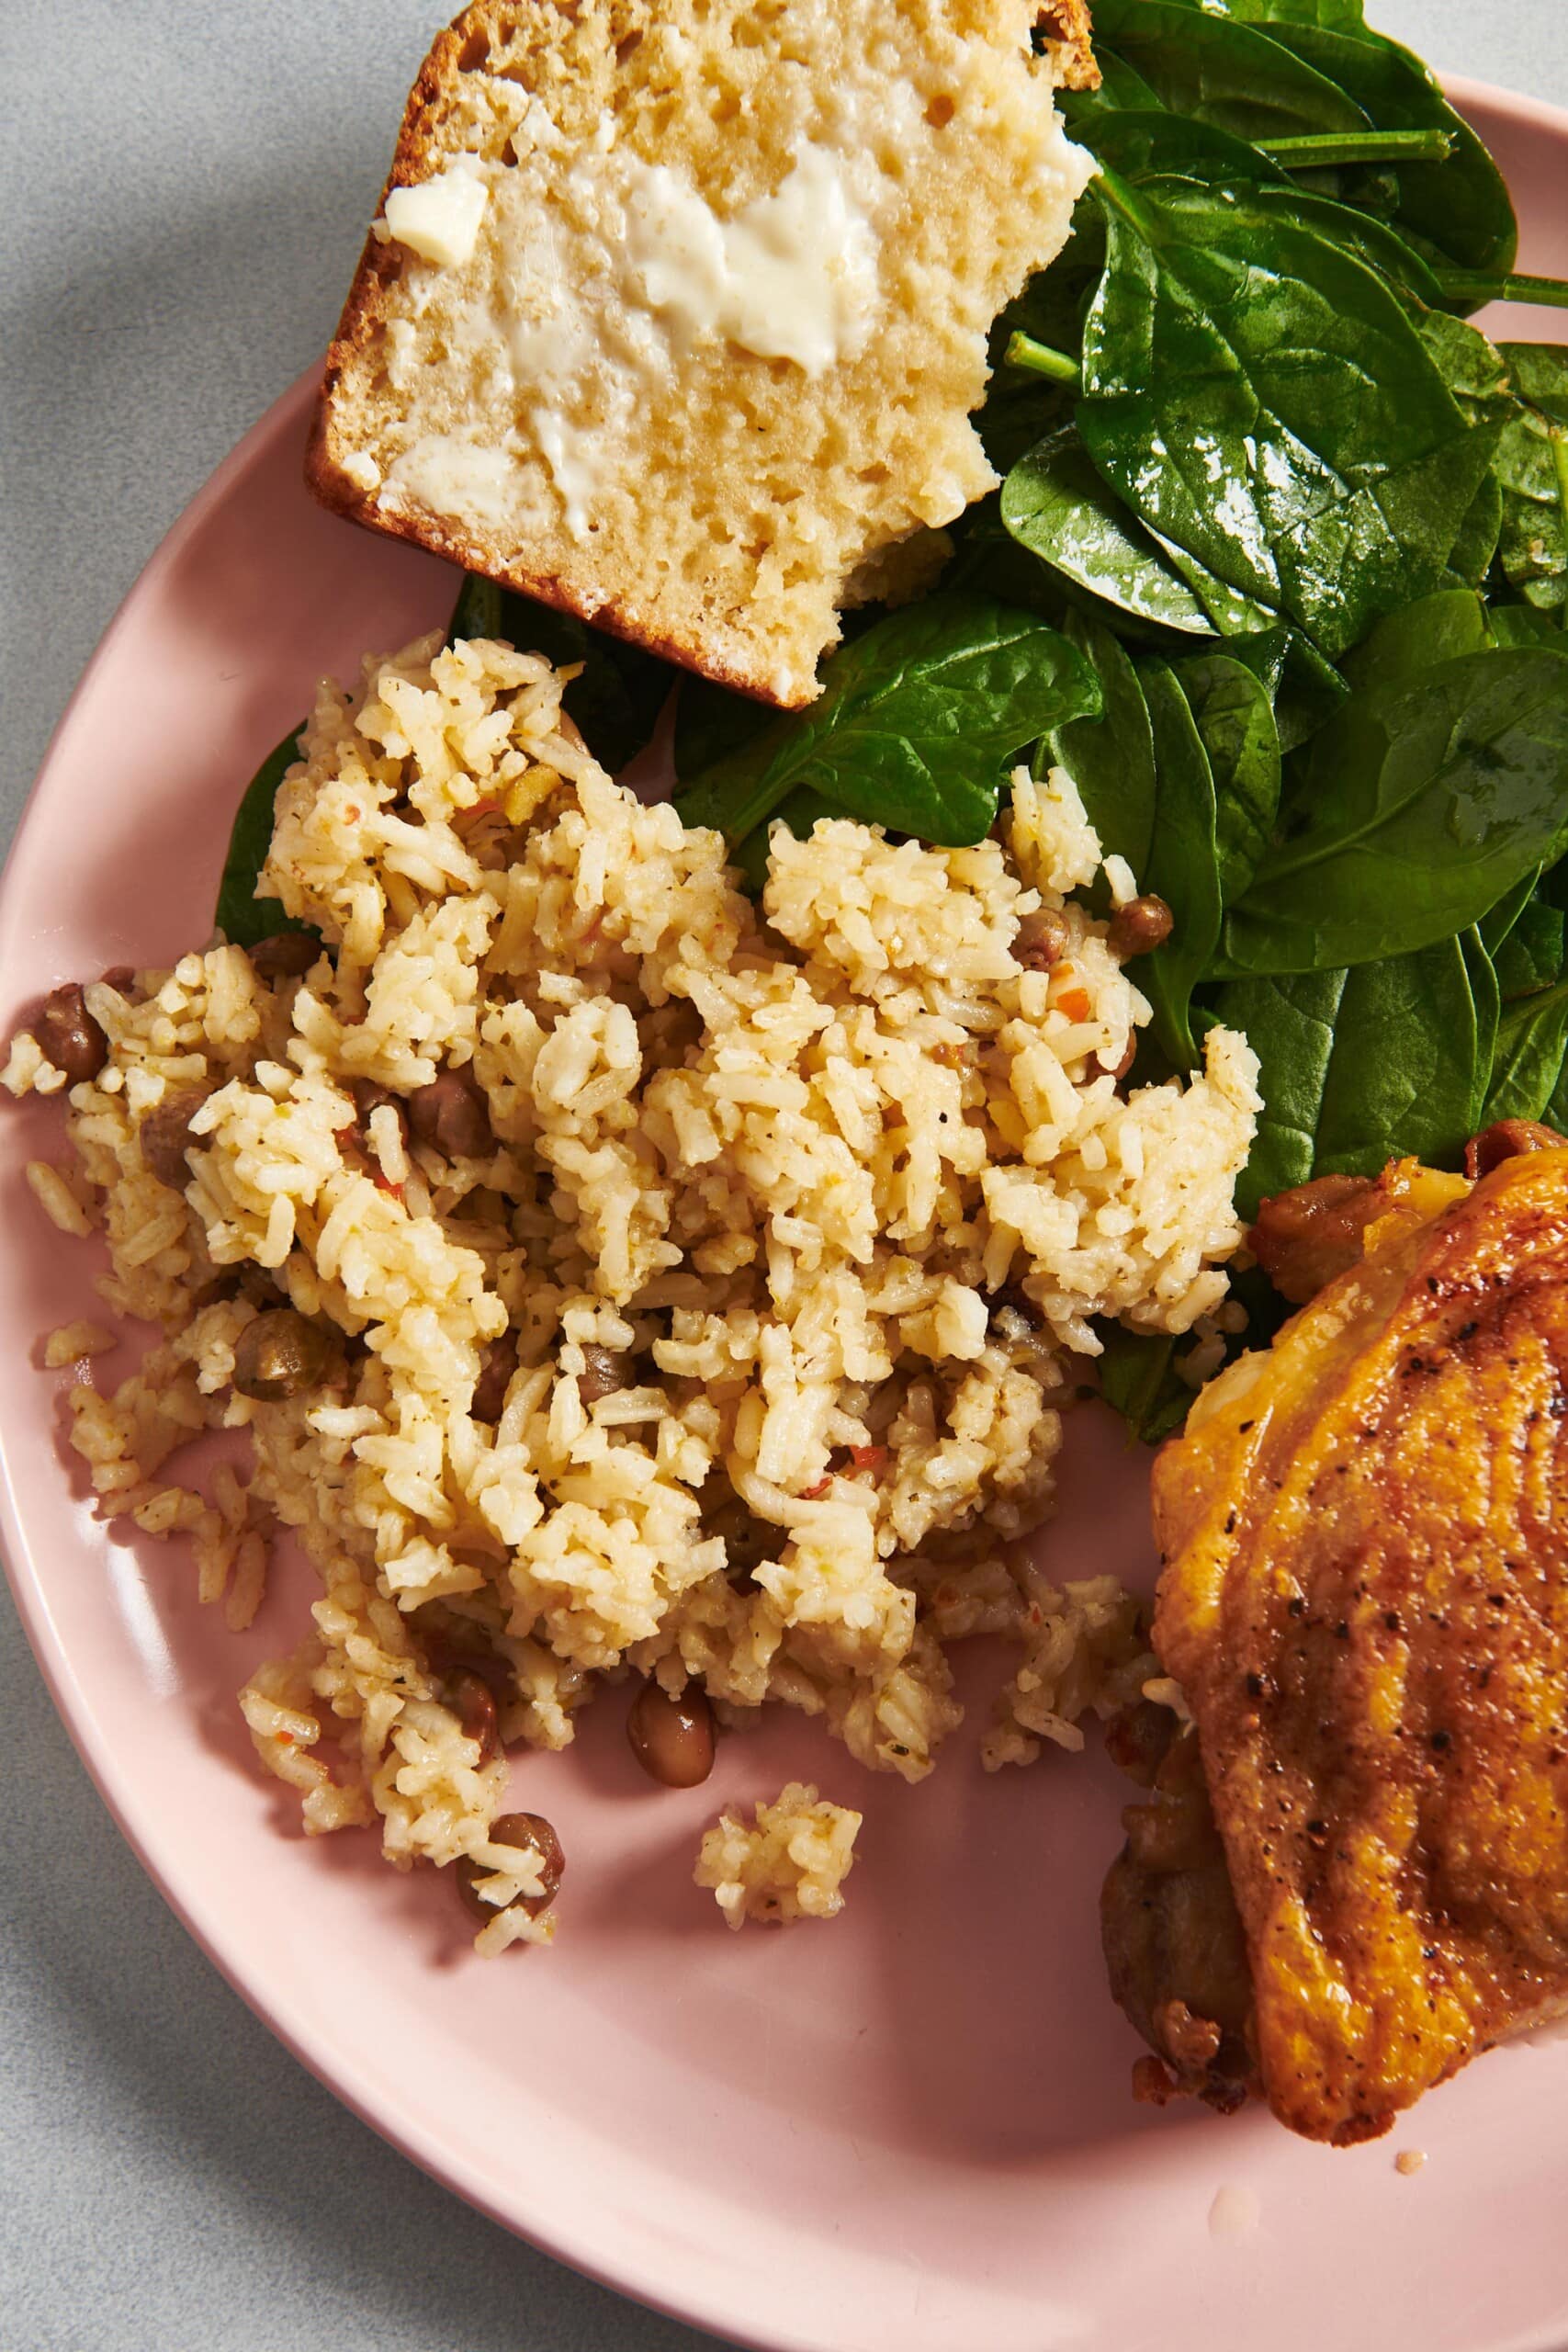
[4,73,1568,2352]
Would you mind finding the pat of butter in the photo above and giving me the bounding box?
[380,164,489,269]
[620,145,878,376]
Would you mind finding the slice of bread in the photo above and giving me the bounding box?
[307,0,1096,707]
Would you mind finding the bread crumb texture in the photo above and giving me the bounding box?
[309,0,1095,707]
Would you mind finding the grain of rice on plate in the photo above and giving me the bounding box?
[5,629,1258,1947]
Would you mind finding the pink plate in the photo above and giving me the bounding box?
[3,77,1568,2352]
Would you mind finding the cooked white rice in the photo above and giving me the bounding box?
[5,630,1258,1941]
[695,1782,863,1928]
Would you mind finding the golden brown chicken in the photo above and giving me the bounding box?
[1103,1141,1568,2144]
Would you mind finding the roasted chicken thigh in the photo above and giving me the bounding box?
[1105,1146,1568,2143]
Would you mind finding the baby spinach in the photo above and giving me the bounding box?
[1483,978,1568,1125]
[1222,624,1348,756]
[1240,181,1449,308]
[1078,169,1499,658]
[1221,649,1568,974]
[1134,659,1224,1069]
[1495,345,1568,618]
[1147,0,1368,33]
[1493,605,1568,651]
[1092,1325,1190,1446]
[1339,587,1492,693]
[673,597,1100,853]
[1481,885,1568,1121]
[1085,51,1168,113]
[1070,107,1294,196]
[1090,0,1371,148]
[1417,313,1516,431]
[215,724,313,949]
[1142,519,1283,640]
[1214,932,1493,1217]
[1176,651,1282,905]
[1046,610,1158,896]
[1409,312,1516,582]
[1000,425,1217,636]
[1483,871,1552,973]
[1263,24,1517,277]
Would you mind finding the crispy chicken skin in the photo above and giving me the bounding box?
[1117,1148,1568,2144]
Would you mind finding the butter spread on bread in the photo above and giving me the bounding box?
[308,0,1096,707]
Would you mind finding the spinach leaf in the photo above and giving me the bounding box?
[1493,904,1564,999]
[1221,650,1568,974]
[673,597,1100,852]
[1134,658,1223,1068]
[1272,635,1353,756]
[1148,0,1367,30]
[1482,884,1568,1126]
[1045,610,1158,895]
[1495,344,1568,618]
[1069,107,1292,196]
[1462,922,1502,1102]
[1215,933,1491,1218]
[1340,587,1491,694]
[1493,605,1568,650]
[215,724,314,949]
[1481,870,1549,971]
[1091,1325,1191,1446]
[1417,312,1516,429]
[1090,0,1371,146]
[1175,650,1281,904]
[1142,518,1282,639]
[1224,625,1349,756]
[1237,180,1448,309]
[1411,312,1516,582]
[1448,477,1506,594]
[448,571,672,774]
[1070,114,1443,312]
[1078,170,1500,658]
[1483,978,1568,1125]
[1224,626,1290,707]
[1000,425,1216,635]
[1264,24,1517,278]
[1212,966,1342,1209]
[1082,51,1168,112]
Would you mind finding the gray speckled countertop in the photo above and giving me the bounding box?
[3,6,1564,2346]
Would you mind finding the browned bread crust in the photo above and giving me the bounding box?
[1033,0,1100,92]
